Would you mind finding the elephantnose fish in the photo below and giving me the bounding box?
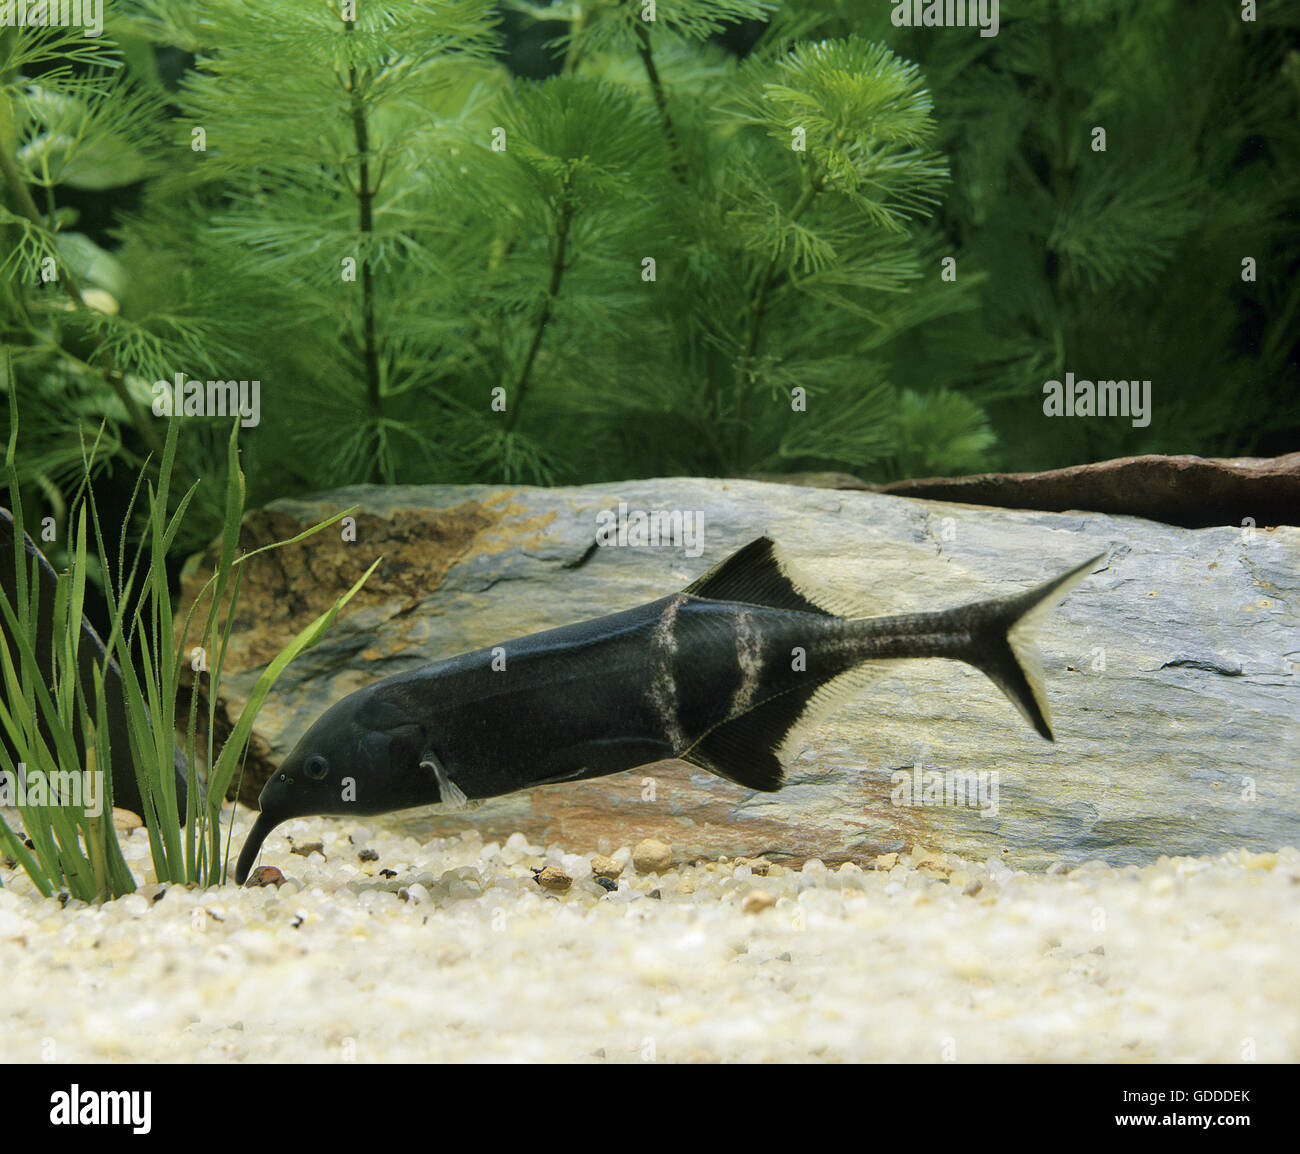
[236,537,1105,883]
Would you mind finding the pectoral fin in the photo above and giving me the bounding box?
[420,750,470,811]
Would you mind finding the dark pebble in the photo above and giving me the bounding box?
[648,889,662,900]
[358,848,379,862]
[594,877,618,892]
[380,868,397,878]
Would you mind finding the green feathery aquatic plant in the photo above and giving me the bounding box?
[3,1,1296,557]
[755,0,1300,469]
[2,1,979,542]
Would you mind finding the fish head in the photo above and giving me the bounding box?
[234,684,429,883]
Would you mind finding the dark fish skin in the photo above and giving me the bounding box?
[236,538,1105,883]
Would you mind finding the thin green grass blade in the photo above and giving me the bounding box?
[208,557,381,882]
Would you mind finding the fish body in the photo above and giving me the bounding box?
[236,537,1104,883]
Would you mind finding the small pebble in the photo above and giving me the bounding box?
[911,851,953,876]
[291,841,325,858]
[741,889,776,914]
[962,879,983,897]
[875,853,899,871]
[111,808,143,833]
[535,866,572,893]
[244,866,285,889]
[632,838,673,872]
[594,877,618,893]
[358,849,379,863]
[590,854,623,879]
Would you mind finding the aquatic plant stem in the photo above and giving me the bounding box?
[506,202,572,434]
[733,172,822,464]
[344,18,383,481]
[1046,0,1078,372]
[563,7,588,74]
[635,22,688,184]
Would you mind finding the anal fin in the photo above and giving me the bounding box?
[682,682,820,792]
[683,662,894,792]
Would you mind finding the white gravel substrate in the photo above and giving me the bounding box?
[1,811,1297,1063]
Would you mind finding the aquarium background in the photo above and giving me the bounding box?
[3,0,1296,568]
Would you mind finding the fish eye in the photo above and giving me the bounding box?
[304,755,329,781]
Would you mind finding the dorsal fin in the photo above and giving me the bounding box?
[683,537,832,615]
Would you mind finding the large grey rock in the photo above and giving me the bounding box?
[177,479,1298,869]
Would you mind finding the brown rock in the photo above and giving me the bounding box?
[632,838,673,873]
[911,850,954,876]
[535,865,571,893]
[244,866,285,888]
[590,854,623,879]
[741,889,776,914]
[877,452,1300,530]
[111,807,143,833]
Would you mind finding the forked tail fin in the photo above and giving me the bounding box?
[960,552,1107,741]
[675,538,1106,794]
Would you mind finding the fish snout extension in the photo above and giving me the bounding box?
[233,810,282,885]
